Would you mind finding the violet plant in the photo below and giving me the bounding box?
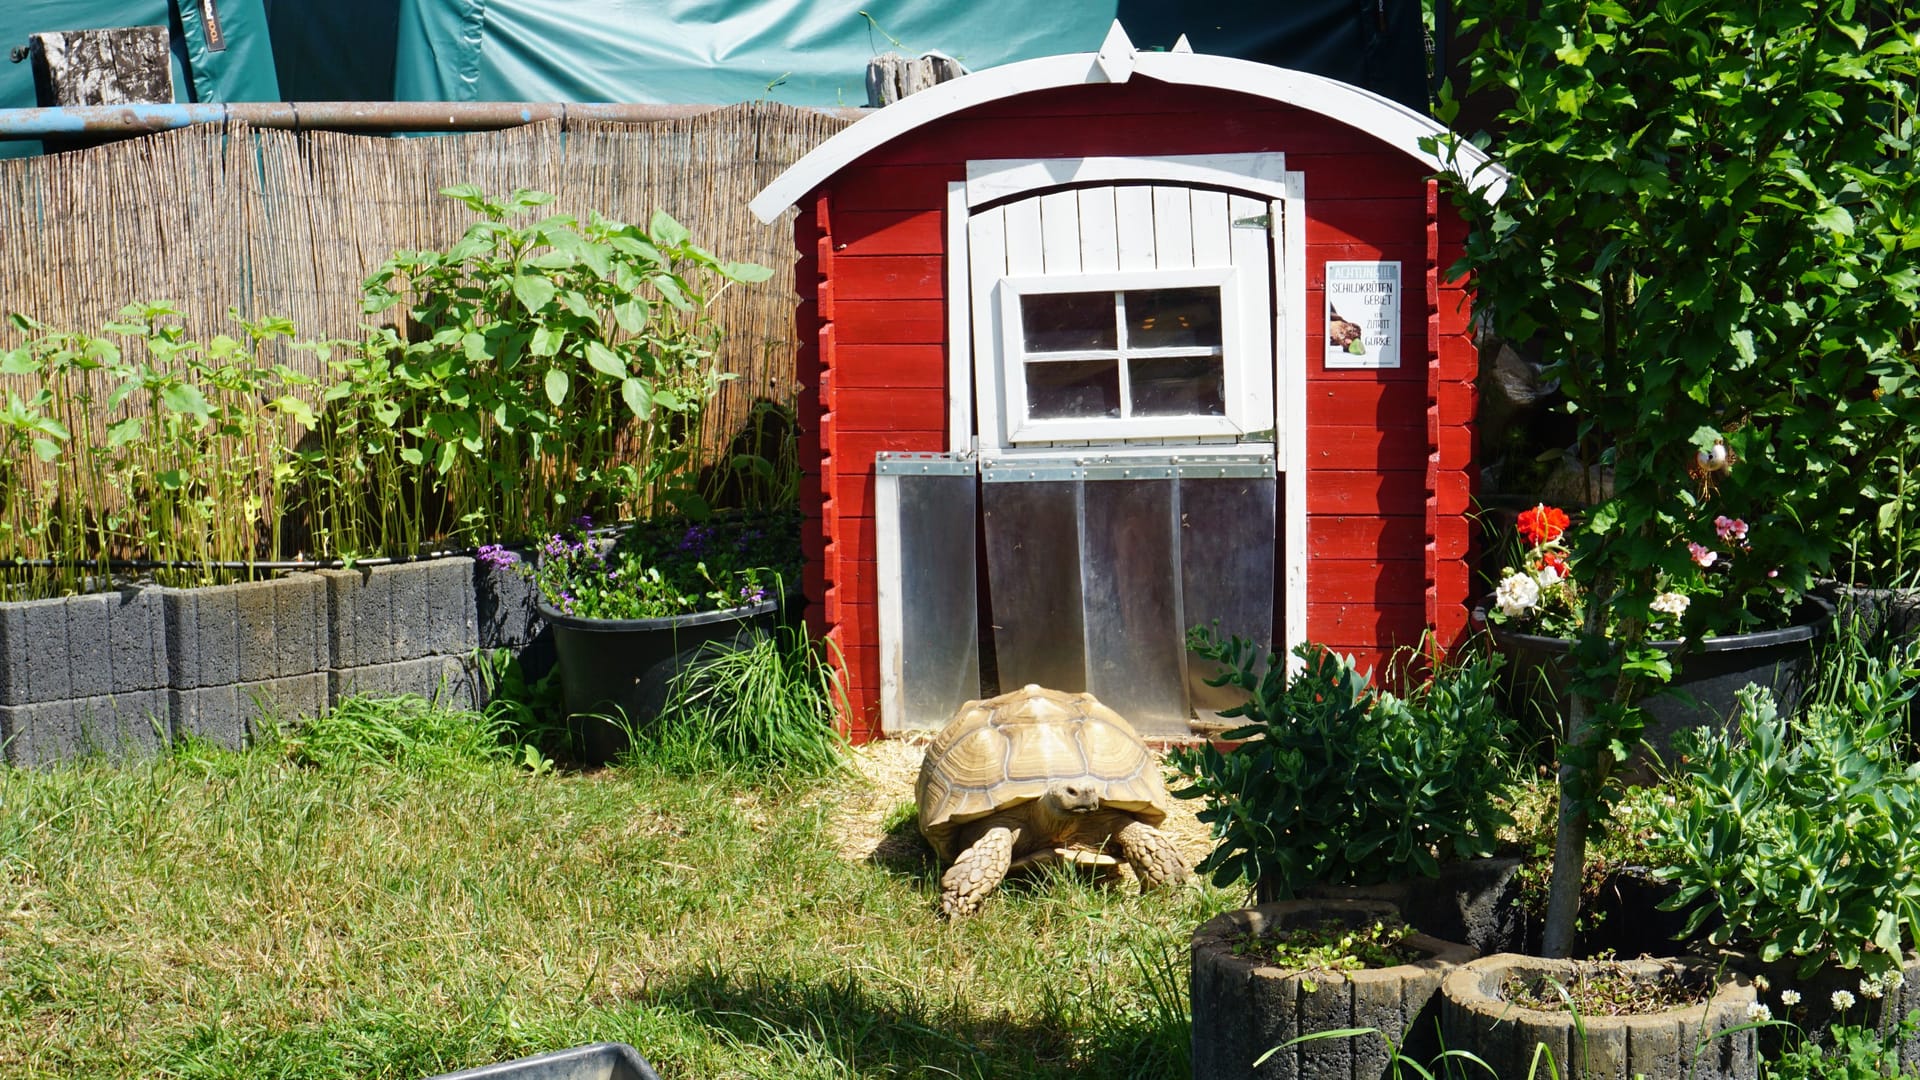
[531,508,798,620]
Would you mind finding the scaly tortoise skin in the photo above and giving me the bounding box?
[915,684,1189,917]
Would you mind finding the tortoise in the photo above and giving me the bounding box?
[915,684,1189,917]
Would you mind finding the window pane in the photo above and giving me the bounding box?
[1126,287,1222,348]
[1021,292,1117,352]
[1130,356,1225,417]
[1027,360,1120,419]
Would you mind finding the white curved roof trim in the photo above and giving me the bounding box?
[748,47,1505,224]
[965,153,1295,207]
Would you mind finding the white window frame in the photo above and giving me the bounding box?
[997,266,1247,443]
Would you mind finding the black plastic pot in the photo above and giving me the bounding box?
[537,594,782,765]
[425,1042,662,1079]
[1476,597,1832,778]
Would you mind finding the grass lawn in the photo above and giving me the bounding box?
[0,697,1235,1079]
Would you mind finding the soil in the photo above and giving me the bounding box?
[830,735,1221,882]
[1501,958,1715,1016]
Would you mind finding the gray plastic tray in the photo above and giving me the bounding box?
[424,1042,663,1080]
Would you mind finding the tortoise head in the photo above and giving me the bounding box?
[1042,779,1102,817]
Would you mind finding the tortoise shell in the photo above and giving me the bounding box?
[915,684,1170,862]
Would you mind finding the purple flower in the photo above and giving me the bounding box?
[476,543,520,569]
[572,514,594,531]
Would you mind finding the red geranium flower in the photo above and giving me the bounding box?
[1517,503,1570,545]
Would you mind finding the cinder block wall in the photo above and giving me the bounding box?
[0,556,530,767]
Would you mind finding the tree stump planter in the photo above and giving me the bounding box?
[1441,954,1758,1080]
[1191,899,1476,1080]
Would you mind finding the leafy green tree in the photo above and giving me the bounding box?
[1443,1,1920,955]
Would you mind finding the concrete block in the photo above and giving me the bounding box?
[164,585,238,689]
[63,593,114,698]
[0,690,168,767]
[475,550,545,650]
[168,683,240,748]
[20,598,71,703]
[171,672,328,749]
[330,655,477,711]
[381,562,430,661]
[242,672,330,728]
[325,567,391,669]
[425,557,479,656]
[320,569,357,669]
[234,578,281,683]
[107,587,168,693]
[273,573,326,677]
[0,602,25,705]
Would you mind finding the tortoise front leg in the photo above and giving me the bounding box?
[941,824,1020,918]
[1115,820,1189,890]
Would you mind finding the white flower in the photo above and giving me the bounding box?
[1832,989,1857,1011]
[1861,976,1886,1000]
[1745,1002,1772,1022]
[1890,971,1907,991]
[1753,975,1770,991]
[1536,563,1563,586]
[1496,572,1541,617]
[1651,591,1691,619]
[1779,989,1802,1006]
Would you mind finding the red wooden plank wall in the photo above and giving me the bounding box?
[786,79,1479,736]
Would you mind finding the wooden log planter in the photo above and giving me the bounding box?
[1440,954,1758,1080]
[0,556,507,765]
[1190,899,1476,1080]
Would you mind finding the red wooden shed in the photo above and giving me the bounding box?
[751,25,1504,742]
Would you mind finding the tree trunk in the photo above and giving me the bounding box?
[1541,692,1590,958]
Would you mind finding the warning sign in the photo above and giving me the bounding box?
[1324,261,1401,370]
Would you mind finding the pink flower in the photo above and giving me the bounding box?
[1688,542,1718,568]
[1715,516,1749,543]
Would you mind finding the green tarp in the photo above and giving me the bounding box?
[2,0,1431,158]
[267,0,1428,112]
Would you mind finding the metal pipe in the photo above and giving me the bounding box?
[3,550,481,573]
[0,100,868,141]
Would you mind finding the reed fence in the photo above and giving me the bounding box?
[0,101,852,444]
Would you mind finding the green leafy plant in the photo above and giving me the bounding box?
[353,186,773,549]
[1171,634,1517,901]
[1231,916,1417,973]
[531,507,799,620]
[1837,439,1920,590]
[1490,502,1789,640]
[0,304,314,595]
[1764,1013,1920,1079]
[1649,650,1920,980]
[1442,0,1920,956]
